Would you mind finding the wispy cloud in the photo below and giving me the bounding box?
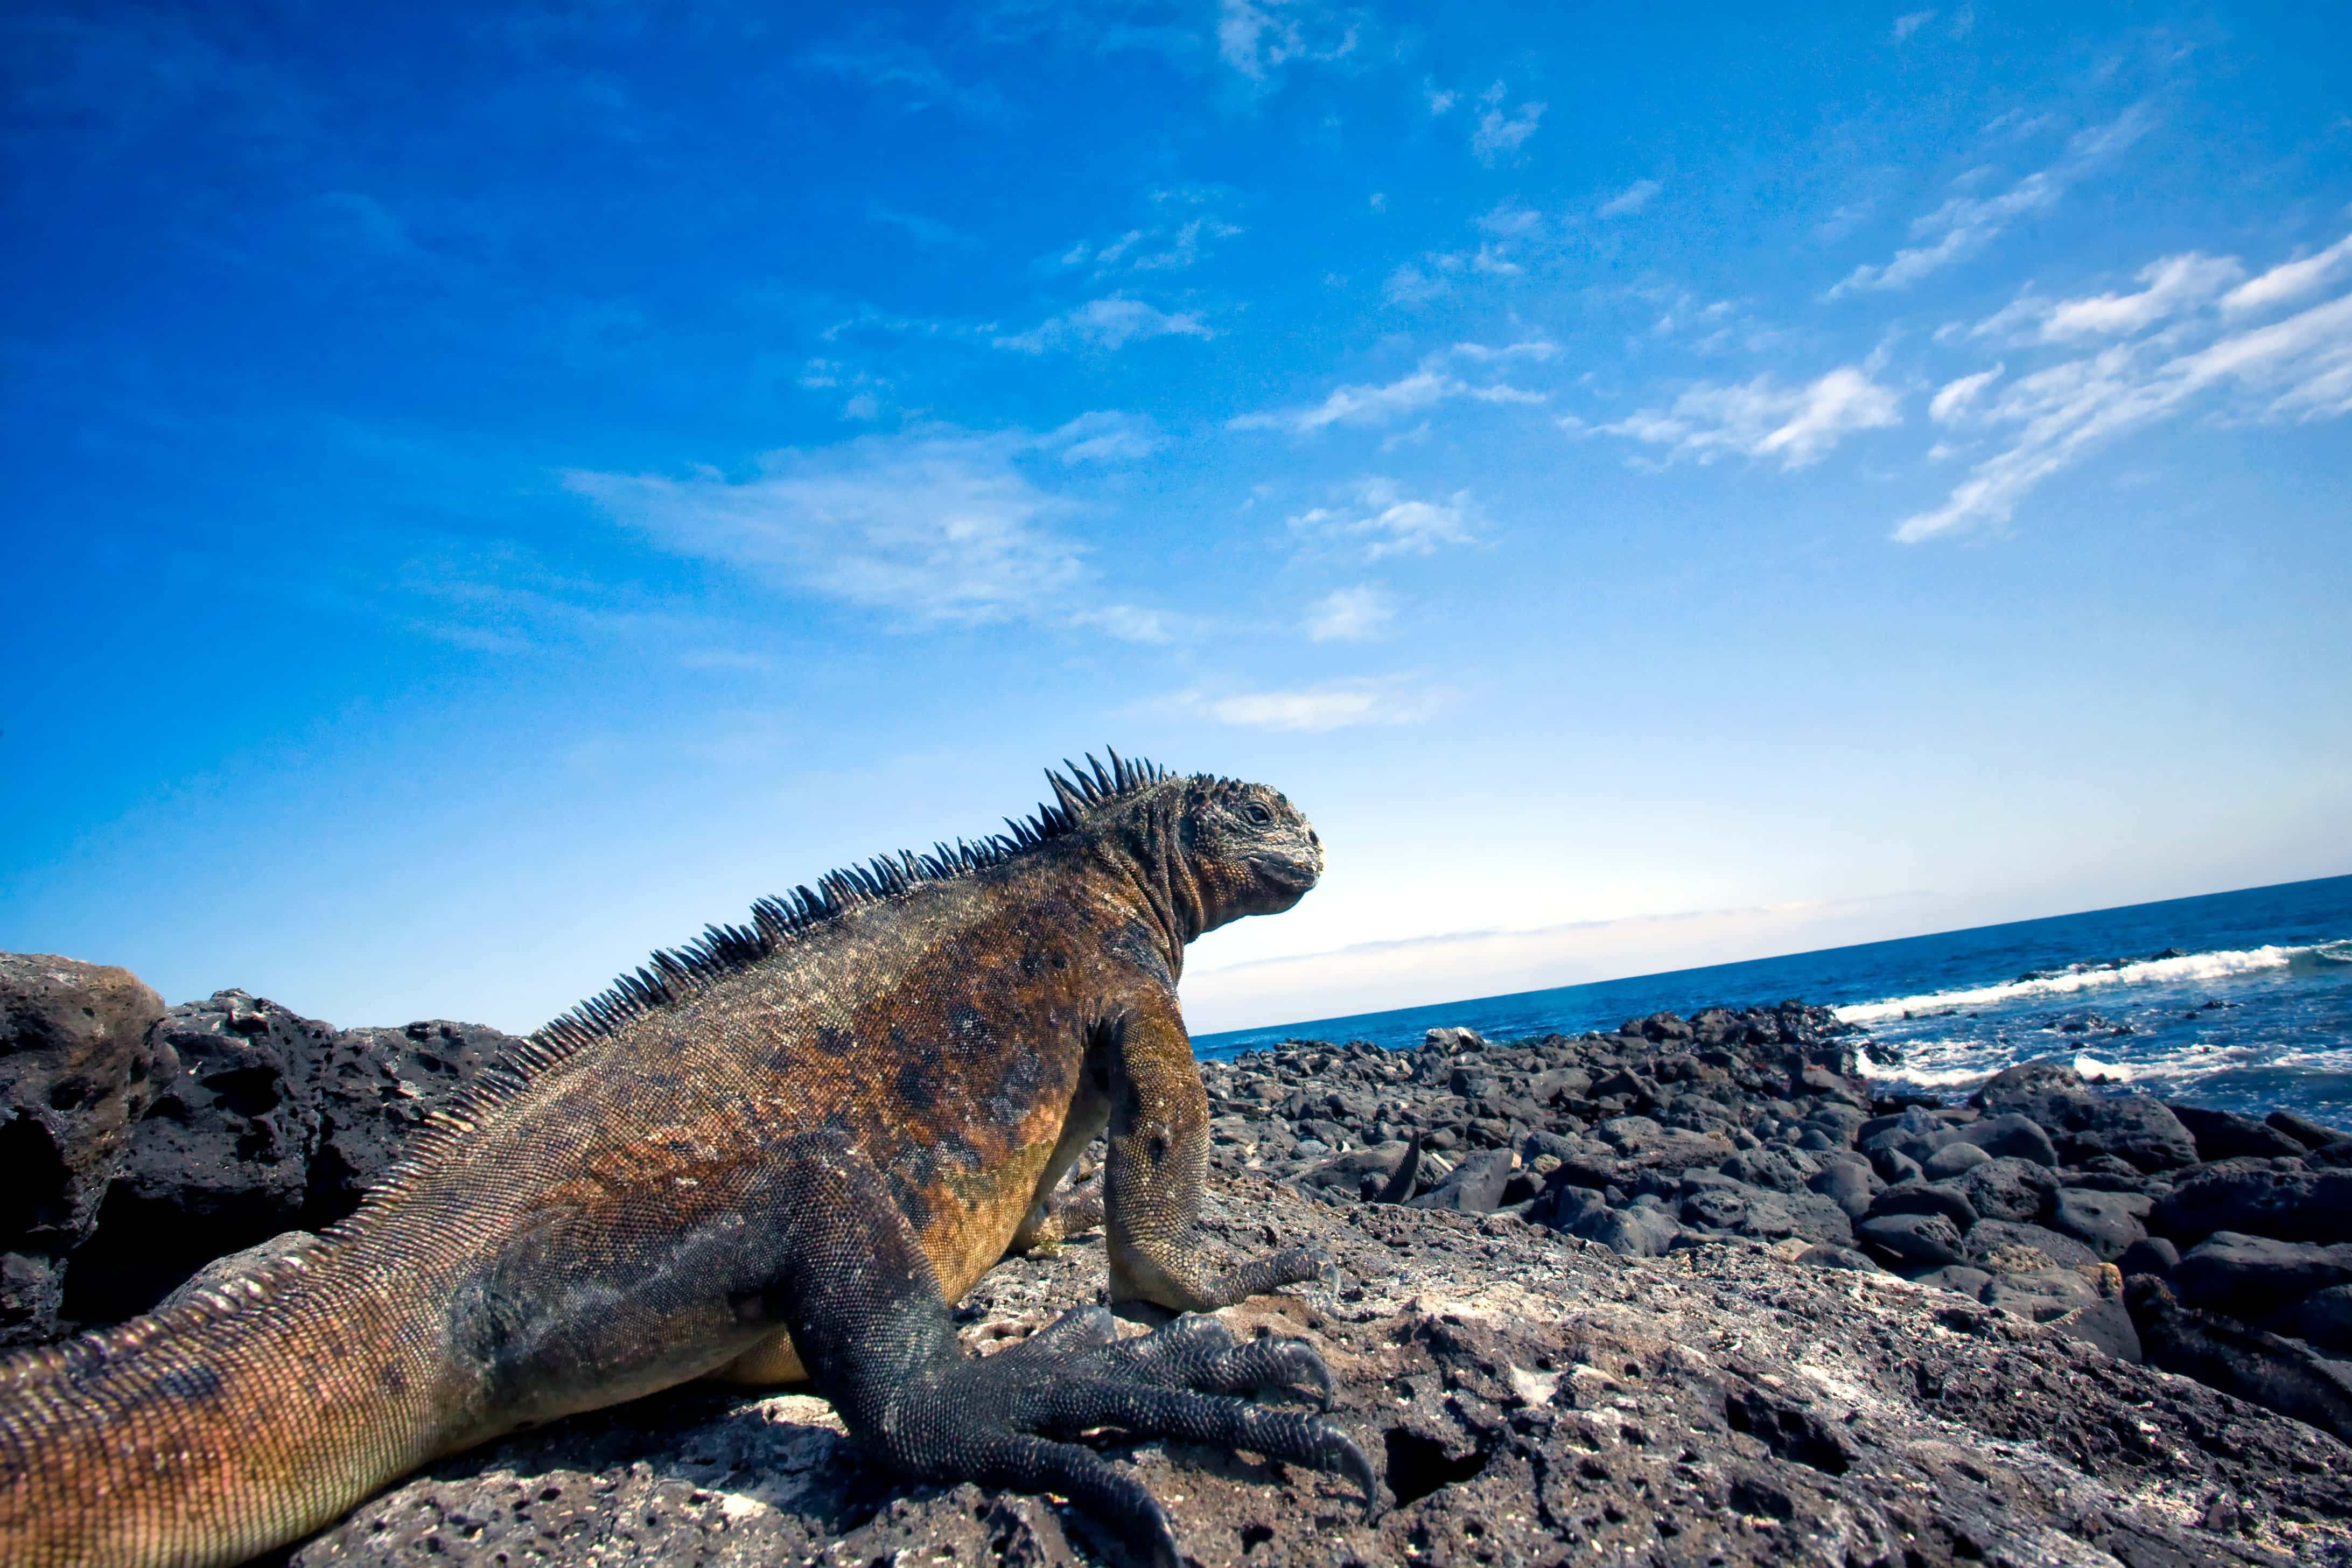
[1469,83,1545,165]
[1289,478,1482,558]
[568,428,1091,627]
[1892,10,1937,41]
[1303,584,1394,641]
[1964,253,2244,344]
[803,43,1011,120]
[1231,358,1542,433]
[1216,0,1358,82]
[1072,603,1186,644]
[1828,107,2154,297]
[866,202,978,249]
[993,295,1213,352]
[2221,232,2352,317]
[1044,409,1166,464]
[1899,234,2352,542]
[1597,178,1661,219]
[1173,674,1447,732]
[1601,366,1902,469]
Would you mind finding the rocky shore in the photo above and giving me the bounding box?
[5,956,2351,1566]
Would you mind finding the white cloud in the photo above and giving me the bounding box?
[1216,0,1357,82]
[1042,409,1166,465]
[1231,360,1542,433]
[1382,262,1450,305]
[1929,365,2004,424]
[1597,178,1661,219]
[1304,584,1394,641]
[1072,604,1184,643]
[993,296,1213,353]
[1290,478,1481,558]
[1178,675,1447,732]
[1892,10,1936,41]
[1828,107,2154,297]
[1451,338,1559,362]
[1425,85,1458,115]
[1971,253,2246,344]
[2222,231,2352,317]
[568,429,1090,626]
[1897,282,2352,541]
[1603,366,1902,469]
[1470,87,1545,165]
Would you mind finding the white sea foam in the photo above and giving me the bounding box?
[1833,943,2323,1025]
[1854,1041,2000,1090]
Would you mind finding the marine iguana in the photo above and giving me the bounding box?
[0,754,1371,1567]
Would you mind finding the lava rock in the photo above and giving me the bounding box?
[1970,1060,2197,1172]
[1962,1220,2100,1273]
[0,953,169,1344]
[1957,1156,2061,1224]
[2273,1283,2352,1355]
[1921,1140,1992,1180]
[1565,1202,1680,1257]
[2167,1103,2309,1161]
[303,1021,517,1223]
[2046,1188,2152,1261]
[1866,1182,1978,1231]
[1950,1112,2060,1167]
[2171,1231,2352,1317]
[1408,1149,1516,1214]
[2158,1159,2352,1244]
[2130,1275,2352,1443]
[1804,1159,1877,1219]
[2118,1236,2180,1278]
[2269,1109,2349,1150]
[1856,1210,1964,1266]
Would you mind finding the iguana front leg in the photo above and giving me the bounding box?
[760,1129,1371,1568]
[1103,999,1327,1311]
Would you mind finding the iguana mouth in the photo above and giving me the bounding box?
[1249,855,1320,890]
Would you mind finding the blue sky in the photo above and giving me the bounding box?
[4,2,2349,1034]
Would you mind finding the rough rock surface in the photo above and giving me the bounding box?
[282,1173,2351,1567]
[0,953,168,1345]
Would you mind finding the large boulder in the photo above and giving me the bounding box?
[2046,1188,2152,1262]
[1970,1060,2197,1172]
[2129,1275,2352,1443]
[2157,1159,2352,1245]
[2170,1231,2352,1317]
[0,954,169,1345]
[2166,1103,2308,1161]
[303,1021,516,1217]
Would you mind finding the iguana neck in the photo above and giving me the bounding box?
[1093,797,1209,977]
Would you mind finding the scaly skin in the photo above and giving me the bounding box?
[0,757,1370,1568]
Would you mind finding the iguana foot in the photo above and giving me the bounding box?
[886,1306,1375,1568]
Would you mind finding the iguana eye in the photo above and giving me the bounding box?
[1245,803,1272,825]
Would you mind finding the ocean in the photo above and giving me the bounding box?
[1190,872,2352,1128]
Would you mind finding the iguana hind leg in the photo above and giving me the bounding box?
[1101,1002,1327,1312]
[761,1129,1370,1568]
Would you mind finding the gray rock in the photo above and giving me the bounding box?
[1793,1242,1886,1273]
[1962,1220,2101,1273]
[1970,1060,2196,1171]
[1951,1112,2059,1167]
[1982,1266,2101,1322]
[1958,1156,2061,1223]
[2050,1298,2142,1363]
[2118,1236,2180,1279]
[1566,1203,1680,1257]
[1909,1264,1994,1298]
[1804,1159,1877,1218]
[2269,1109,2349,1150]
[1857,1211,1964,1266]
[1407,1149,1515,1214]
[2273,1283,2352,1354]
[1299,1140,1419,1194]
[0,953,169,1344]
[2172,1231,2352,1317]
[2131,1274,2352,1444]
[1867,1181,1978,1231]
[2046,1188,2152,1261]
[1921,1140,1992,1180]
[2168,1103,2309,1161]
[2159,1159,2352,1244]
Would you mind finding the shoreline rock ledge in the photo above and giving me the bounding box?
[4,959,2350,1566]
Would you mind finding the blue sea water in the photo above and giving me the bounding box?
[1191,873,2352,1127]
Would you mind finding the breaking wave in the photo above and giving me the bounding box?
[1834,941,2344,1026]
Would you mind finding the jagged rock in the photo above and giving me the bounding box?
[304,1022,522,1220]
[2130,1275,2352,1444]
[1406,1149,1514,1214]
[0,953,169,1344]
[1971,1060,2197,1172]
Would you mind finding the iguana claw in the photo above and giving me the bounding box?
[893,1306,1374,1566]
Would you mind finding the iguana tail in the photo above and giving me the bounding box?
[0,1245,449,1568]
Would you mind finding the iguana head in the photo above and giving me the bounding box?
[1175,775,1322,929]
